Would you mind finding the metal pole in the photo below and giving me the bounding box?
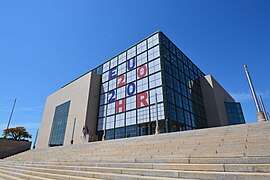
[102,105,108,141]
[71,118,76,144]
[165,118,168,133]
[6,98,17,130]
[244,65,266,122]
[259,95,268,121]
[33,129,39,149]
[244,65,261,111]
[155,93,160,134]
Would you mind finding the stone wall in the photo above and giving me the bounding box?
[0,139,31,159]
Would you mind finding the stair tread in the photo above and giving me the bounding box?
[0,167,55,180]
[0,163,192,180]
[2,122,270,179]
[3,163,270,175]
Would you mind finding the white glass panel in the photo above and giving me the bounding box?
[115,113,125,128]
[137,106,150,124]
[150,103,165,121]
[102,71,109,83]
[149,72,162,89]
[110,57,118,68]
[147,33,159,49]
[103,61,110,72]
[108,78,117,91]
[149,87,163,104]
[127,69,136,83]
[137,52,147,66]
[118,52,127,64]
[148,58,161,75]
[117,86,126,100]
[106,115,115,129]
[148,45,160,61]
[118,62,126,75]
[137,77,148,93]
[107,102,115,116]
[127,46,136,59]
[126,110,136,126]
[137,40,147,54]
[126,95,136,111]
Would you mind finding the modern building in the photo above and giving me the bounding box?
[36,31,245,149]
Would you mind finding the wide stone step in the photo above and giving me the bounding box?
[28,138,269,155]
[1,164,189,180]
[2,162,270,180]
[0,169,26,180]
[3,161,270,173]
[0,166,55,180]
[7,155,270,165]
[6,131,270,162]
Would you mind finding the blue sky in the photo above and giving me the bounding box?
[1,0,270,141]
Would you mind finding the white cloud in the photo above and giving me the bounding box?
[230,90,270,102]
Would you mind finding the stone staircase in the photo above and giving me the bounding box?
[0,121,270,180]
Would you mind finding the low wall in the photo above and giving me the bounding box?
[0,139,31,159]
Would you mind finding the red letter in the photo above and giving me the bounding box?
[137,92,148,108]
[138,65,147,79]
[117,74,125,87]
[116,99,125,113]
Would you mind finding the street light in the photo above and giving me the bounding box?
[33,129,39,149]
[155,93,160,134]
[102,104,108,141]
[244,65,266,122]
[6,98,17,130]
[259,95,269,121]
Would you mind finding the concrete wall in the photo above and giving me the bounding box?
[36,72,100,149]
[200,75,235,127]
[85,73,101,142]
[0,139,31,159]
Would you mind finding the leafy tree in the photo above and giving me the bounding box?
[3,126,32,140]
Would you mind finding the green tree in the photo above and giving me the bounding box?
[3,126,32,140]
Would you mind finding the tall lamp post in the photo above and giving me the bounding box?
[33,129,39,149]
[6,98,17,130]
[244,65,266,122]
[71,118,76,144]
[155,93,160,134]
[259,95,269,121]
[102,104,108,141]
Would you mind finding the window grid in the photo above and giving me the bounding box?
[137,106,150,124]
[160,32,207,130]
[148,33,159,49]
[115,113,125,128]
[127,46,136,59]
[137,40,147,54]
[137,52,147,66]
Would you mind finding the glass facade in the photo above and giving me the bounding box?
[49,101,71,146]
[160,33,207,131]
[92,31,207,140]
[225,102,245,125]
